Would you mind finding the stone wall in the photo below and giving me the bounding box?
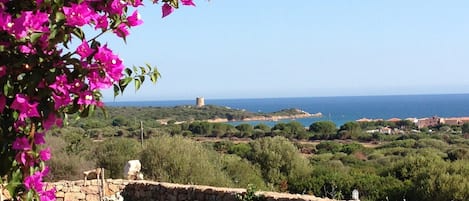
[44,179,336,201]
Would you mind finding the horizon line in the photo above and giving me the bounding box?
[104,92,469,103]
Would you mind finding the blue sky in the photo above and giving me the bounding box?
[100,0,469,101]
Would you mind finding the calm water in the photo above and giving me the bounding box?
[105,94,469,127]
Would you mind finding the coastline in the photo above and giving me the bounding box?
[206,112,323,123]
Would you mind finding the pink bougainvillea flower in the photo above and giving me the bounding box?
[24,171,44,191]
[34,132,45,145]
[77,91,96,105]
[0,94,5,113]
[11,11,49,39]
[10,94,41,121]
[0,65,6,77]
[94,15,108,30]
[108,0,127,15]
[69,79,84,93]
[76,40,94,59]
[63,2,97,27]
[38,148,51,161]
[87,70,112,90]
[94,45,125,82]
[42,113,63,130]
[127,10,143,27]
[12,137,31,151]
[0,66,5,78]
[162,3,173,18]
[0,11,12,31]
[15,151,33,166]
[52,92,71,110]
[40,188,56,201]
[49,75,70,95]
[19,44,36,54]
[113,23,129,38]
[181,0,196,6]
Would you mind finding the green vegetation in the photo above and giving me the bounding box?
[85,105,313,123]
[45,106,469,201]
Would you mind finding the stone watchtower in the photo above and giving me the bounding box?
[196,97,205,107]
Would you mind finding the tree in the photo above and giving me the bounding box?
[140,135,233,187]
[338,122,362,139]
[0,0,196,200]
[236,123,254,138]
[95,138,141,179]
[247,136,311,189]
[254,123,271,133]
[309,121,337,134]
[309,121,337,140]
[462,123,469,134]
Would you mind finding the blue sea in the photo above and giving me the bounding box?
[105,94,469,127]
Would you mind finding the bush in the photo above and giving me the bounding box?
[316,141,342,154]
[222,155,267,189]
[140,135,233,187]
[228,143,252,158]
[247,137,312,190]
[44,135,95,181]
[95,137,141,179]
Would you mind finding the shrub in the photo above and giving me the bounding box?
[140,135,233,187]
[222,155,267,189]
[247,137,312,190]
[95,138,141,178]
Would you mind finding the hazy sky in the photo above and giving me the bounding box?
[99,0,469,101]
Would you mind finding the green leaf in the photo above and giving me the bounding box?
[72,28,85,40]
[6,168,22,197]
[139,66,147,74]
[119,77,133,93]
[125,68,132,76]
[150,71,161,84]
[88,104,95,116]
[114,84,120,97]
[30,32,43,44]
[55,12,65,23]
[169,0,179,8]
[134,79,141,91]
[3,81,13,97]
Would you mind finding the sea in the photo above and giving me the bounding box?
[105,94,469,127]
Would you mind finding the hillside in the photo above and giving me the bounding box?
[97,105,321,123]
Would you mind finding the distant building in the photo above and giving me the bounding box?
[196,97,205,107]
[387,118,401,123]
[417,116,440,129]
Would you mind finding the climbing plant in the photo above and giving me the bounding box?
[0,0,195,200]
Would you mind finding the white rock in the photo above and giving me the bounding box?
[123,160,141,180]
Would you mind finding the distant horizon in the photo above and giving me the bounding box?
[105,92,469,103]
[100,1,469,102]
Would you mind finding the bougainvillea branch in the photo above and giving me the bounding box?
[0,0,195,200]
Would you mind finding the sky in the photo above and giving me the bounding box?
[99,0,469,101]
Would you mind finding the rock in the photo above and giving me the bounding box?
[70,186,81,192]
[86,194,101,201]
[64,192,86,201]
[81,186,99,194]
[55,191,65,198]
[123,160,141,180]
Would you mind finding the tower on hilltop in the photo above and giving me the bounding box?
[196,97,205,107]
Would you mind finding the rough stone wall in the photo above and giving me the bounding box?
[46,179,336,201]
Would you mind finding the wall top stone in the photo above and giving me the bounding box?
[47,179,337,201]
